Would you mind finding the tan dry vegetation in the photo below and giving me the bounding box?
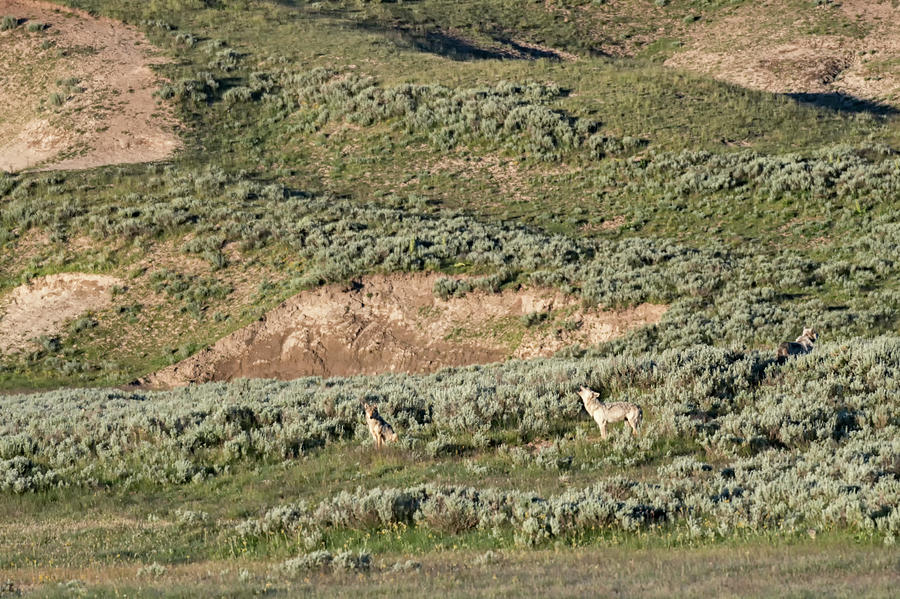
[0,235,283,371]
[0,272,120,354]
[665,0,900,108]
[0,0,179,172]
[429,154,537,205]
[142,273,665,387]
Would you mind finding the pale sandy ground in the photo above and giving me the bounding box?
[0,272,120,354]
[666,0,900,109]
[0,0,179,172]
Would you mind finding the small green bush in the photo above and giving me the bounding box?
[222,86,253,104]
[521,311,549,327]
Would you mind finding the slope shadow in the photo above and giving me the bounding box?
[787,92,898,116]
[357,21,574,61]
[403,27,518,61]
[495,37,571,60]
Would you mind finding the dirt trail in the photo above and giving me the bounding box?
[142,274,666,387]
[0,0,179,172]
[0,273,121,354]
[665,0,900,109]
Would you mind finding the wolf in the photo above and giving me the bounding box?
[363,402,398,449]
[776,327,818,361]
[577,386,642,439]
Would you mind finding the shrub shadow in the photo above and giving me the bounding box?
[787,92,898,117]
[356,22,576,62]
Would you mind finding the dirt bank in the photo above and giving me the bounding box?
[142,273,666,387]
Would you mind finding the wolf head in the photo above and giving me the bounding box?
[363,402,377,418]
[577,386,599,403]
[801,327,818,342]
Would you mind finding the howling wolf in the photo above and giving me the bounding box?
[577,386,642,440]
[777,327,818,361]
[363,402,398,449]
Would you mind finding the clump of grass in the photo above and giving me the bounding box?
[48,92,64,107]
[222,86,252,104]
[69,317,98,335]
[26,22,47,32]
[1,15,18,30]
[136,562,167,578]
[56,77,81,89]
[280,551,371,576]
[521,311,549,327]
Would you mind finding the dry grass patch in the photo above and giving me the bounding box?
[665,0,900,109]
[0,0,180,172]
[0,272,120,355]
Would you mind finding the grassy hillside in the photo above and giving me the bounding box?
[2,0,900,595]
[1,0,899,388]
[5,339,900,594]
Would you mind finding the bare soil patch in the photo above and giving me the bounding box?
[0,0,179,172]
[142,273,665,387]
[665,0,900,109]
[0,272,121,355]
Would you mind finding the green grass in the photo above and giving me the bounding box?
[10,538,899,598]
[3,2,900,593]
[0,15,17,31]
[1,429,896,595]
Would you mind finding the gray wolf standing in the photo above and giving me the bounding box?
[577,386,642,439]
[777,327,818,360]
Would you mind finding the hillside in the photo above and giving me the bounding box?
[1,0,900,596]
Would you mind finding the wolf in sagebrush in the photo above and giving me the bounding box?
[363,402,398,449]
[776,327,818,361]
[577,386,642,439]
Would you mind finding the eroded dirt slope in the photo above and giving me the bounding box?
[143,274,666,387]
[0,0,179,171]
[666,0,900,109]
[0,272,120,354]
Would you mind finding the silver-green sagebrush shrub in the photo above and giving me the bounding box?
[280,550,371,576]
[4,337,900,541]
